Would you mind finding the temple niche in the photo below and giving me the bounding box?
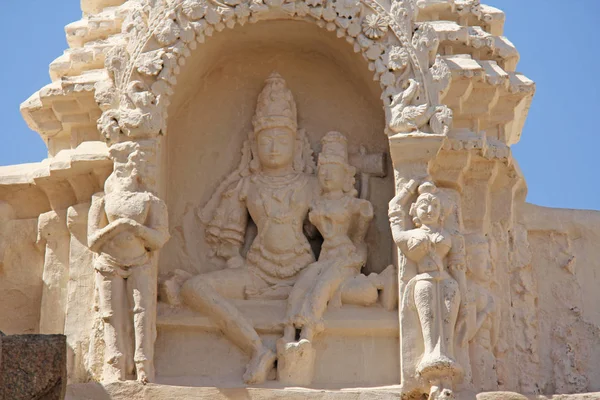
[161,20,394,279]
[2,0,600,399]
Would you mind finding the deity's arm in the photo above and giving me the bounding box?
[351,198,374,246]
[87,193,110,252]
[134,196,170,251]
[473,291,495,333]
[304,177,321,239]
[87,193,139,252]
[206,179,248,261]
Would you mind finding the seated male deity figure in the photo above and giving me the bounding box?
[180,73,320,384]
[179,73,396,385]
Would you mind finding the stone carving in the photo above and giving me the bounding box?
[95,0,452,146]
[177,73,394,385]
[37,210,70,334]
[180,73,317,384]
[12,0,600,398]
[389,181,468,399]
[87,141,169,383]
[276,131,375,384]
[464,234,499,392]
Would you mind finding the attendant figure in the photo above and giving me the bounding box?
[465,235,499,392]
[390,181,468,399]
[88,141,169,383]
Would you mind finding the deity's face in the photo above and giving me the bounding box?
[415,195,441,226]
[256,127,295,170]
[318,163,347,193]
[469,248,493,283]
[112,161,139,192]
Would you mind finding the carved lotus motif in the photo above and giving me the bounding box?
[384,45,409,71]
[154,17,181,46]
[235,3,251,19]
[333,0,360,19]
[362,14,388,39]
[181,0,209,20]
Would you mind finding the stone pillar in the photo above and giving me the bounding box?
[489,163,520,391]
[37,210,71,334]
[461,159,499,234]
[388,134,446,188]
[65,203,95,383]
[35,178,77,335]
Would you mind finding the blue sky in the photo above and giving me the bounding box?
[0,0,598,210]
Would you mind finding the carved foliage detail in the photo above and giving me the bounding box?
[97,0,451,144]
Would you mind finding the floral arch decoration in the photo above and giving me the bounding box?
[96,0,452,147]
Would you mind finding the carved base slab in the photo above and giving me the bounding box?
[155,301,399,387]
[65,382,600,400]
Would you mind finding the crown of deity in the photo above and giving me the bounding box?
[318,131,349,166]
[252,72,298,134]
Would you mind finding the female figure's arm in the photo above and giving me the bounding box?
[351,199,374,246]
[389,180,419,253]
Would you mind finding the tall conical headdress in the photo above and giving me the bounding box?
[252,72,298,134]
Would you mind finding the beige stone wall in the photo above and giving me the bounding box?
[524,203,600,394]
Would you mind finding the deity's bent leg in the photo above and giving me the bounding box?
[284,263,325,342]
[180,268,275,384]
[96,269,128,382]
[128,263,157,383]
[298,265,356,341]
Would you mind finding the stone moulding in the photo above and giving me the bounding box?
[96,0,454,146]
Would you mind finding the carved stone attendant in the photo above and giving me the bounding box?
[88,141,169,383]
[464,235,499,392]
[389,181,468,399]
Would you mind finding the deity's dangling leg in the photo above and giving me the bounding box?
[181,270,275,384]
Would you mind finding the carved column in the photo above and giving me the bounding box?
[461,158,498,234]
[489,163,520,391]
[64,173,106,383]
[64,203,95,383]
[37,209,71,334]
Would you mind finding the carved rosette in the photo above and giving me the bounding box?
[95,0,452,145]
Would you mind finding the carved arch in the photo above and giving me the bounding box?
[96,0,452,145]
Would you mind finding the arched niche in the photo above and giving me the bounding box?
[159,19,395,277]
